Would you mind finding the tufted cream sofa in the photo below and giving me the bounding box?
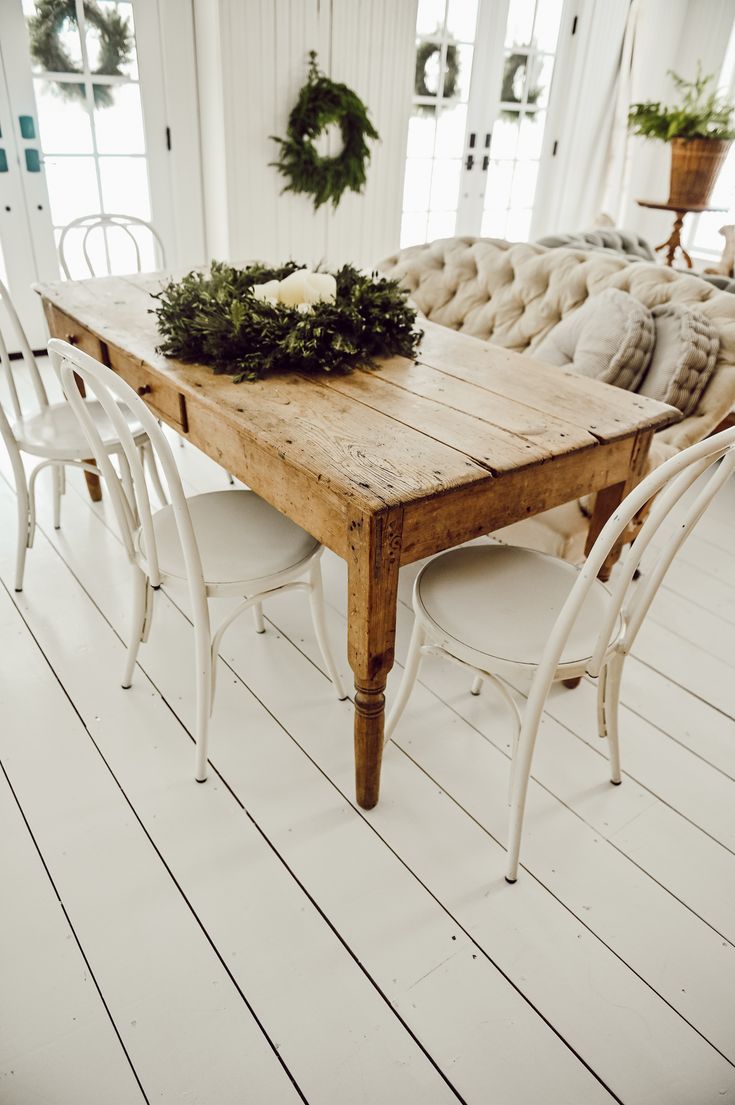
[379,236,735,559]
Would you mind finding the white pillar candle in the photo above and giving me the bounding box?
[308,272,337,303]
[252,279,280,304]
[277,269,316,306]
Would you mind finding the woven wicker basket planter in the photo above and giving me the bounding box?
[668,137,732,207]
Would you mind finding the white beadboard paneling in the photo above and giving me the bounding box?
[195,0,417,266]
[329,0,418,268]
[193,0,231,257]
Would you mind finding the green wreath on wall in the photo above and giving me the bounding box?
[27,0,133,109]
[270,51,380,211]
[500,52,543,119]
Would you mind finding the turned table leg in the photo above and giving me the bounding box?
[83,465,102,501]
[71,373,103,501]
[347,507,403,809]
[563,430,655,691]
[585,428,653,582]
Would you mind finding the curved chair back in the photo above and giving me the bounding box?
[0,278,49,421]
[48,339,204,600]
[526,426,735,724]
[58,214,167,279]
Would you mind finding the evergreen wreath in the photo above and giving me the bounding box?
[270,52,379,210]
[153,261,421,383]
[500,52,543,119]
[414,41,460,111]
[28,0,132,109]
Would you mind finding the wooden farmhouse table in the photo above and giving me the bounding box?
[37,274,679,809]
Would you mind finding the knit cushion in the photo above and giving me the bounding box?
[533,287,655,389]
[637,303,720,416]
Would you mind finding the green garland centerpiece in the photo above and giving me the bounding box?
[270,52,379,210]
[153,261,421,383]
[28,0,133,108]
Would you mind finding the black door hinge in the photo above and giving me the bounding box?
[165,126,172,151]
[571,15,578,34]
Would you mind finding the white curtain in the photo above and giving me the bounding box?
[600,0,642,225]
[535,0,735,239]
[532,0,631,236]
[603,0,735,237]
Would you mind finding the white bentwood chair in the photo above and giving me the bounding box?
[58,213,166,279]
[50,338,347,782]
[386,426,735,883]
[0,280,165,592]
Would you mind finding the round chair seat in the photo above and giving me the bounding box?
[139,490,320,589]
[12,399,145,459]
[415,544,617,672]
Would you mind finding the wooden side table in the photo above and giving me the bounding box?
[636,199,726,268]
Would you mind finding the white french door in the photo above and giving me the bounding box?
[0,0,184,348]
[402,0,568,248]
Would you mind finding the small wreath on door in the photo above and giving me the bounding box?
[500,51,543,119]
[270,51,380,211]
[414,41,460,111]
[27,0,133,109]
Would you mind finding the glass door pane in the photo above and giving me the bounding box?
[481,0,563,239]
[400,0,480,247]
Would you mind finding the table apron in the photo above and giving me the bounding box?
[399,435,640,564]
[44,308,352,559]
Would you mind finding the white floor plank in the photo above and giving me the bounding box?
[260,565,735,1067]
[0,474,618,1105]
[0,504,464,1105]
[647,585,735,665]
[616,656,735,781]
[0,759,144,1105]
[0,584,304,1105]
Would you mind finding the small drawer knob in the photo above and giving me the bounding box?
[136,384,152,396]
[65,332,78,345]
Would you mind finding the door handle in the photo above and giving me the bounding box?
[24,149,41,172]
[465,154,474,170]
[0,150,7,172]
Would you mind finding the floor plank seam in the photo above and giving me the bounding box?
[0,744,150,1104]
[0,576,313,1105]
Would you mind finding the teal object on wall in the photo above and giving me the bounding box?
[0,150,7,172]
[19,115,36,139]
[25,148,41,172]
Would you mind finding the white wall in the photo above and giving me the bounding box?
[193,0,417,269]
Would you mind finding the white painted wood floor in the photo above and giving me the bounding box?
[1,362,734,1104]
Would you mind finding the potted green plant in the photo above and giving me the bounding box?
[628,67,735,207]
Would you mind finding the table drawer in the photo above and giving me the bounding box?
[45,304,105,361]
[107,346,188,434]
